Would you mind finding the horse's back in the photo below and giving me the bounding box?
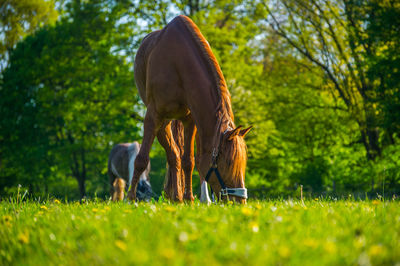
[134,15,215,119]
[108,142,137,178]
[134,31,162,105]
[108,141,150,183]
[127,141,140,155]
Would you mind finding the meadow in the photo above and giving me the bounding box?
[1,197,399,266]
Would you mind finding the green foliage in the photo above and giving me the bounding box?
[1,0,399,198]
[0,200,399,265]
[0,0,140,198]
[361,0,400,137]
[252,0,400,161]
[0,0,58,69]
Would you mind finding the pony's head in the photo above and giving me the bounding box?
[206,125,252,204]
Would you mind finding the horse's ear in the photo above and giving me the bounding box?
[239,126,253,138]
[226,126,242,140]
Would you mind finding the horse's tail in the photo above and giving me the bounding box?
[171,120,184,154]
[164,120,185,201]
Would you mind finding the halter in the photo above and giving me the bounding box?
[204,147,248,200]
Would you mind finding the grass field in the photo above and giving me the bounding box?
[1,197,399,265]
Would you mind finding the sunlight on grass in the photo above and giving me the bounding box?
[0,199,399,265]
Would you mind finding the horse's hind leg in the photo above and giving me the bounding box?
[157,121,183,202]
[108,159,117,200]
[127,106,160,201]
[182,117,196,202]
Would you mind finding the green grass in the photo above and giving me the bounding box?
[1,198,399,265]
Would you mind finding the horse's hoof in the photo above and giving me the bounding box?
[127,191,136,201]
[183,195,194,203]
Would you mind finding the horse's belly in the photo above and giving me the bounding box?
[154,99,190,120]
[147,74,190,119]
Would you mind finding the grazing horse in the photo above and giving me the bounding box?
[128,15,251,203]
[108,142,152,201]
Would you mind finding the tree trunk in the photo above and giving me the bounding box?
[188,0,200,16]
[68,134,87,200]
[359,115,381,161]
[77,175,86,199]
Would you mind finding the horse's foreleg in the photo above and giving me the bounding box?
[127,108,159,201]
[182,118,196,202]
[157,121,183,202]
[200,180,211,204]
[195,133,211,203]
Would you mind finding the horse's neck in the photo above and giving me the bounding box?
[196,110,232,154]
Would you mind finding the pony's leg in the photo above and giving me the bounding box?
[157,121,183,202]
[127,107,160,201]
[113,178,126,201]
[108,161,116,200]
[182,118,196,202]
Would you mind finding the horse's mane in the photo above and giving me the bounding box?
[223,135,247,187]
[178,16,246,188]
[177,15,234,128]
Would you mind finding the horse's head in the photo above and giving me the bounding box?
[203,125,252,204]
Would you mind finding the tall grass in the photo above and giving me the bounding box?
[1,198,399,265]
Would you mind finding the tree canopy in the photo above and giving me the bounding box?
[0,0,58,70]
[1,0,399,199]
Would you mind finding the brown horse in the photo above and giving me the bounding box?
[128,15,251,203]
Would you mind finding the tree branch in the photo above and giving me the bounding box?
[262,2,351,108]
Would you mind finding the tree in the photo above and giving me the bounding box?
[0,0,58,70]
[256,0,395,160]
[2,0,399,198]
[360,0,400,141]
[0,0,140,198]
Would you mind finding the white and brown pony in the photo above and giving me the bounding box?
[108,142,152,201]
